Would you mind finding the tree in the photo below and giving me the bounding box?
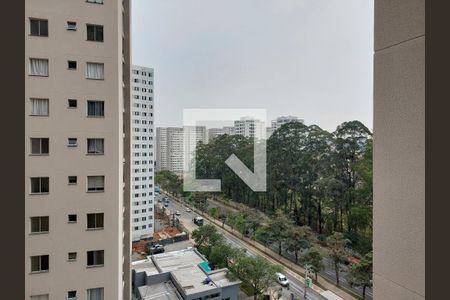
[347,251,373,299]
[326,232,351,287]
[229,255,282,300]
[299,247,325,281]
[286,226,316,263]
[192,192,208,215]
[268,210,294,255]
[192,224,223,256]
[209,243,243,269]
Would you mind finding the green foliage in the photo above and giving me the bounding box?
[299,247,325,280]
[192,224,224,257]
[326,232,351,287]
[347,252,373,299]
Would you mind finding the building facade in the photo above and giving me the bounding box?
[267,116,304,138]
[156,127,207,174]
[25,0,131,299]
[234,117,265,139]
[131,66,155,242]
[207,126,235,142]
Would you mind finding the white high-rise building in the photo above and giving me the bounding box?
[234,117,265,139]
[131,66,155,241]
[271,115,304,129]
[156,126,207,174]
[208,126,235,142]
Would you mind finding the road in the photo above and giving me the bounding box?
[205,198,373,300]
[157,193,323,300]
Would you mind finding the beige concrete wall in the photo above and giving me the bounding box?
[374,0,425,299]
[25,0,127,299]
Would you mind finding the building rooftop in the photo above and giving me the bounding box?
[132,259,159,276]
[138,281,181,300]
[152,248,205,273]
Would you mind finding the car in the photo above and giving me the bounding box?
[193,216,204,226]
[149,244,165,255]
[275,273,289,287]
[186,208,192,213]
[175,211,181,216]
[164,203,169,208]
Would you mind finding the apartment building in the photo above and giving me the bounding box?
[131,65,155,242]
[156,126,207,174]
[207,126,235,142]
[266,115,304,138]
[234,117,265,139]
[25,1,131,299]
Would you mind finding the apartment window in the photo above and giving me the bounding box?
[30,98,49,116]
[68,252,77,261]
[29,58,49,76]
[87,250,104,267]
[30,255,49,272]
[87,288,104,300]
[68,138,78,147]
[68,176,77,185]
[87,176,104,192]
[30,216,49,233]
[30,177,49,194]
[86,63,104,80]
[86,0,104,4]
[30,18,48,36]
[30,295,49,300]
[67,291,77,300]
[87,24,103,42]
[68,99,77,108]
[87,139,104,154]
[87,213,104,229]
[68,214,77,223]
[68,60,77,70]
[30,138,49,155]
[87,100,104,117]
[67,21,77,30]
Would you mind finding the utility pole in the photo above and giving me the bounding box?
[304,264,313,300]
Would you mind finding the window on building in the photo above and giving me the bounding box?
[68,176,77,185]
[67,291,77,300]
[87,100,104,117]
[68,138,78,147]
[68,60,77,70]
[29,58,49,76]
[30,255,49,272]
[30,98,49,116]
[68,252,77,261]
[30,138,49,155]
[87,138,104,154]
[86,0,104,4]
[30,295,49,300]
[30,216,49,233]
[86,62,104,80]
[30,18,48,36]
[67,21,77,31]
[87,250,104,267]
[87,213,104,229]
[87,288,104,300]
[68,214,77,223]
[87,176,104,192]
[68,99,77,108]
[30,177,49,194]
[87,24,103,42]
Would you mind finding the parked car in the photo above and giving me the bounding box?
[149,244,165,255]
[175,211,181,216]
[275,272,289,287]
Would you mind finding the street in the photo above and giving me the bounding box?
[156,193,323,300]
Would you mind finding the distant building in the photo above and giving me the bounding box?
[208,126,235,142]
[234,117,265,139]
[131,65,155,241]
[132,248,241,300]
[156,126,207,174]
[267,116,304,137]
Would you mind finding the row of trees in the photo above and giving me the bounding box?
[192,224,282,300]
[195,121,373,255]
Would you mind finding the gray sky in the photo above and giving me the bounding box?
[132,0,374,132]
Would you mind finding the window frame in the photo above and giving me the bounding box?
[30,98,49,116]
[87,176,105,192]
[30,177,49,195]
[30,255,49,273]
[87,138,104,155]
[86,24,104,42]
[87,100,105,117]
[30,138,49,155]
[30,216,49,234]
[29,18,48,37]
[29,58,49,77]
[87,213,104,230]
[86,250,104,267]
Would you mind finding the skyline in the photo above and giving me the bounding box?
[132,0,374,132]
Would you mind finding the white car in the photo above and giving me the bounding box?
[175,211,181,216]
[275,273,289,287]
[186,208,192,213]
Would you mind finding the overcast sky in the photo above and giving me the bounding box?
[132,0,373,132]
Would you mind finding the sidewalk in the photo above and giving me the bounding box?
[164,192,356,300]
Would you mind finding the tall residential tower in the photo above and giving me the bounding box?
[131,66,155,241]
[25,0,131,299]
